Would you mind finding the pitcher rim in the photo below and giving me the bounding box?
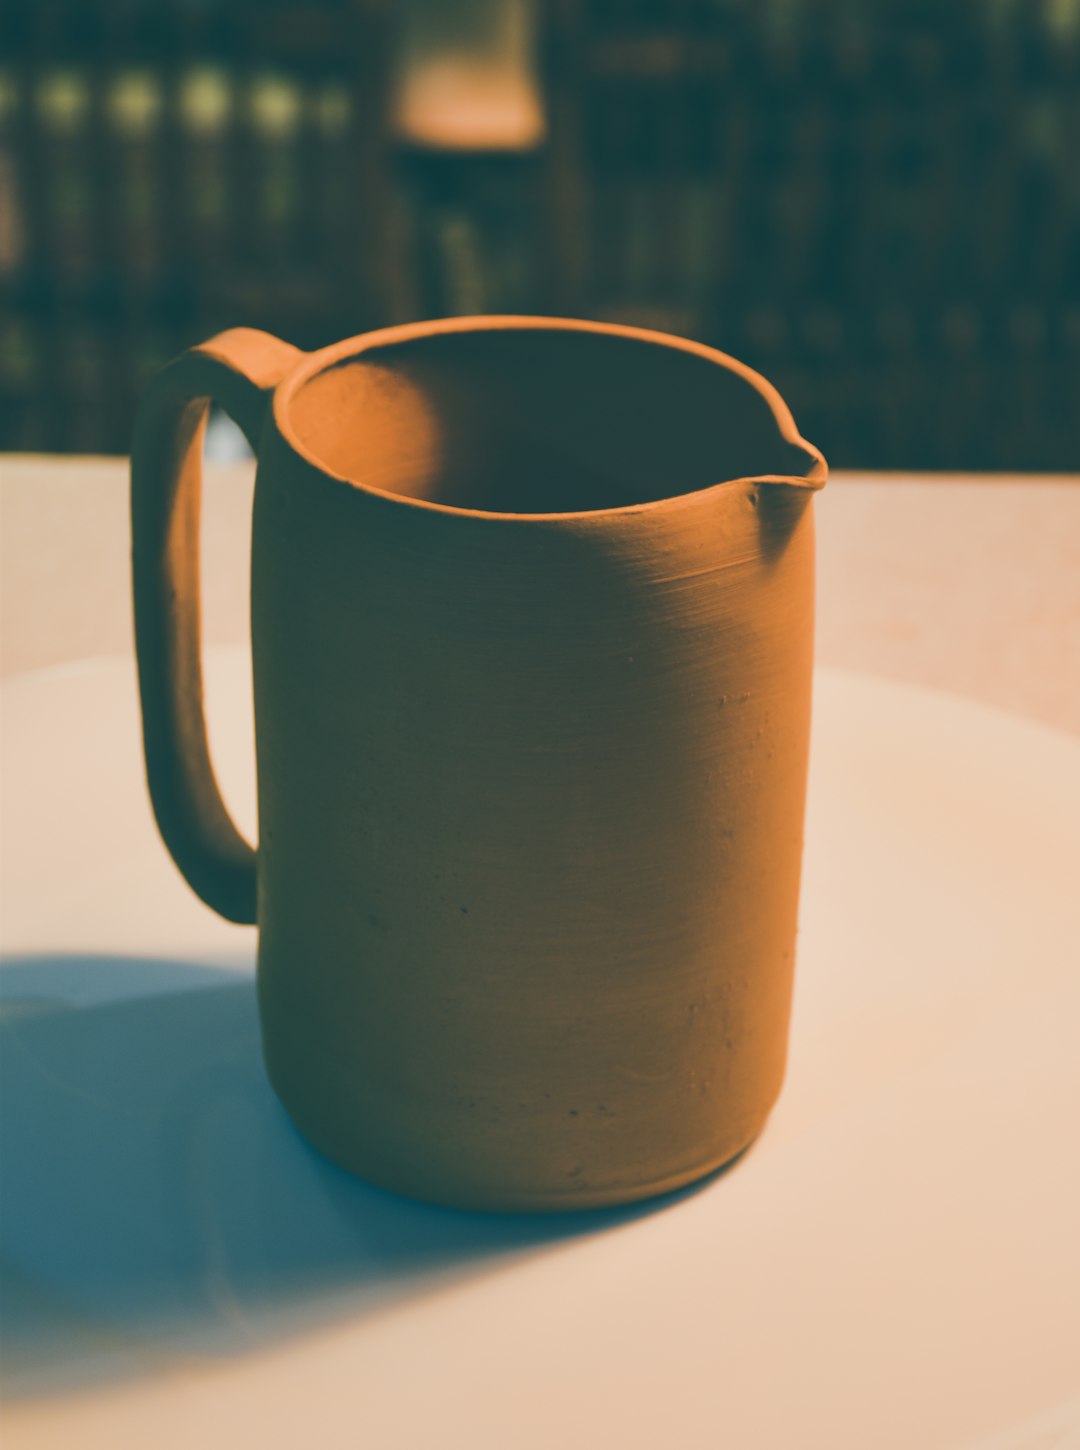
[273,314,828,523]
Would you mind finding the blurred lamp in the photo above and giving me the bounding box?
[391,0,545,152]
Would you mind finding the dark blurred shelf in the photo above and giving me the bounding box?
[0,0,1077,467]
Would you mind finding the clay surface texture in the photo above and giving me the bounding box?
[131,316,826,1210]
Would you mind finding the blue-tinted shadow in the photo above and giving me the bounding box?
[0,954,722,1399]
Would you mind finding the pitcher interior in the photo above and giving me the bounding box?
[286,326,817,514]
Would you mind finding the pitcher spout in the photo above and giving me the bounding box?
[701,341,827,498]
[753,453,828,493]
[714,350,827,557]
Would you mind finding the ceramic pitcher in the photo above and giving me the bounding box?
[131,316,827,1211]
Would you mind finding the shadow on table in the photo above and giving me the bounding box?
[0,954,713,1399]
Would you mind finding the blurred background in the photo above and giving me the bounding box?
[0,0,1077,469]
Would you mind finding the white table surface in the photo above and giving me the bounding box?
[2,459,1079,1449]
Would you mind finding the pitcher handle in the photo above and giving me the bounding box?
[130,328,302,924]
